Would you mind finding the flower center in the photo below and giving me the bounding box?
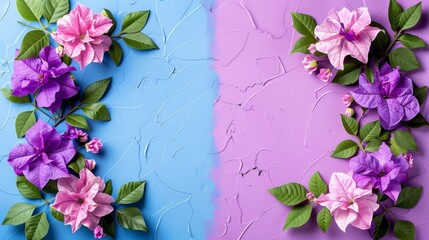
[80,35,85,40]
[379,170,386,177]
[339,23,357,41]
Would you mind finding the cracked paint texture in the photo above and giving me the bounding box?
[0,0,217,239]
[210,0,429,239]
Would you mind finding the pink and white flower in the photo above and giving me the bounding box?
[342,93,354,107]
[86,138,103,154]
[302,55,318,74]
[317,68,332,82]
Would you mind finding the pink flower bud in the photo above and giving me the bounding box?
[306,192,315,201]
[85,159,96,170]
[302,55,318,74]
[77,130,89,143]
[308,44,317,54]
[342,93,354,107]
[317,68,332,82]
[85,138,103,154]
[405,153,414,168]
[56,45,65,57]
[345,107,355,117]
[94,225,105,239]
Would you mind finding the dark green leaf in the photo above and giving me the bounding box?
[371,21,390,54]
[284,204,313,230]
[100,214,115,238]
[331,140,358,159]
[81,77,112,104]
[16,110,36,138]
[389,47,420,71]
[379,129,390,141]
[25,212,49,240]
[16,176,42,199]
[42,180,58,193]
[290,12,316,37]
[2,203,37,225]
[268,183,308,206]
[394,220,415,240]
[116,208,147,232]
[16,0,43,21]
[308,172,327,198]
[390,137,407,156]
[49,206,64,222]
[1,88,30,103]
[121,11,150,34]
[43,0,69,23]
[400,34,428,49]
[413,85,427,106]
[67,152,85,174]
[388,0,404,31]
[332,64,361,85]
[395,186,423,209]
[360,120,381,143]
[109,40,123,66]
[122,32,158,50]
[377,191,389,202]
[316,207,332,233]
[104,179,113,195]
[65,114,89,130]
[101,9,116,35]
[82,103,111,121]
[340,114,358,136]
[116,181,146,205]
[291,36,316,54]
[366,139,382,152]
[365,67,375,83]
[405,113,429,128]
[398,2,422,31]
[394,130,418,151]
[16,30,49,60]
[372,215,389,240]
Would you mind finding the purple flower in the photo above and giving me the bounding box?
[8,120,76,189]
[11,46,79,112]
[86,138,103,154]
[404,153,414,168]
[62,124,79,139]
[350,143,409,202]
[77,130,89,143]
[350,63,419,130]
[94,225,105,239]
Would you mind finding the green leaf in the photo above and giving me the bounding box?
[394,130,418,151]
[395,186,423,209]
[400,34,428,49]
[405,113,429,128]
[316,207,332,233]
[394,220,415,240]
[379,129,390,141]
[413,85,427,106]
[116,181,146,205]
[16,176,42,199]
[365,67,375,83]
[42,180,58,193]
[372,215,389,240]
[291,36,316,54]
[16,110,36,138]
[308,172,327,198]
[290,12,316,37]
[398,2,422,31]
[332,64,361,85]
[109,40,123,66]
[104,179,113,195]
[388,47,420,71]
[16,30,49,60]
[377,191,389,202]
[81,77,112,104]
[121,11,150,34]
[49,206,64,222]
[340,114,358,136]
[16,0,43,21]
[371,22,390,55]
[360,120,381,143]
[331,140,358,159]
[67,152,85,174]
[366,139,382,152]
[390,137,407,156]
[1,88,30,104]
[101,9,116,35]
[25,212,49,240]
[61,54,72,66]
[100,214,115,238]
[268,183,308,206]
[65,114,89,130]
[82,103,111,121]
[388,0,404,31]
[116,208,147,232]
[122,32,158,50]
[284,204,313,230]
[43,0,69,23]
[2,203,37,225]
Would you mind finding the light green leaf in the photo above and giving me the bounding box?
[388,0,404,31]
[101,9,116,35]
[268,183,308,206]
[388,47,420,71]
[398,2,422,31]
[332,64,361,85]
[122,32,158,50]
[1,88,30,104]
[308,172,327,198]
[365,67,375,83]
[340,114,358,136]
[104,179,113,195]
[16,176,42,199]
[2,203,37,225]
[16,0,43,21]
[394,220,415,240]
[360,120,381,143]
[394,130,418,151]
[390,137,407,156]
[331,140,358,159]
[43,0,69,23]
[82,103,111,121]
[16,30,50,60]
[116,181,146,205]
[116,208,147,232]
[121,11,150,34]
[81,77,112,104]
[400,34,428,49]
[372,215,389,240]
[316,207,332,233]
[25,212,49,240]
[109,40,123,66]
[65,114,89,130]
[67,152,85,174]
[366,139,382,152]
[290,12,316,37]
[284,204,313,230]
[49,206,64,222]
[16,110,36,138]
[291,36,316,54]
[395,186,423,209]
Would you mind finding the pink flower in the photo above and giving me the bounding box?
[308,44,317,54]
[86,138,103,154]
[94,225,105,239]
[315,172,379,232]
[302,55,318,74]
[345,107,355,117]
[314,8,381,70]
[317,68,332,82]
[85,159,96,170]
[78,130,89,143]
[405,154,414,168]
[56,45,65,57]
[342,93,354,107]
[52,3,113,69]
[52,168,114,232]
[306,192,315,201]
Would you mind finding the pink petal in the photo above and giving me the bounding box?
[58,175,79,192]
[334,209,357,232]
[349,8,372,34]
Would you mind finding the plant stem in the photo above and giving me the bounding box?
[17,21,40,30]
[54,104,83,127]
[30,102,53,119]
[380,204,395,219]
[111,34,122,38]
[385,31,402,55]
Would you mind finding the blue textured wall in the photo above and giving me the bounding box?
[0,0,217,239]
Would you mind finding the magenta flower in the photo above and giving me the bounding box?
[52,168,114,232]
[315,8,381,70]
[8,120,76,189]
[78,130,89,143]
[11,46,79,112]
[86,138,103,154]
[63,124,79,140]
[94,225,105,239]
[308,44,317,54]
[342,93,354,107]
[405,153,414,168]
[350,143,409,202]
[317,68,332,82]
[315,172,379,232]
[302,55,318,74]
[85,159,96,170]
[350,63,419,130]
[52,3,113,69]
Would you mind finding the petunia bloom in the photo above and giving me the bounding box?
[315,172,379,232]
[11,46,79,112]
[314,8,381,70]
[350,63,419,130]
[86,138,103,154]
[350,143,409,202]
[317,68,332,82]
[302,55,318,74]
[342,93,354,107]
[52,3,113,69]
[52,168,114,232]
[8,120,76,189]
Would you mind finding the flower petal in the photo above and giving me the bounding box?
[377,98,404,130]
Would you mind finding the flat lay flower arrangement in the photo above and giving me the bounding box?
[1,1,157,239]
[270,0,426,239]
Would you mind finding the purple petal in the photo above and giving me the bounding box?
[350,74,383,109]
[24,160,52,189]
[39,46,63,69]
[382,183,401,202]
[48,138,76,165]
[11,51,43,96]
[396,94,419,121]
[36,81,61,108]
[377,98,404,130]
[26,120,61,151]
[389,76,413,98]
[56,74,80,99]
[371,143,392,167]
[8,144,37,170]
